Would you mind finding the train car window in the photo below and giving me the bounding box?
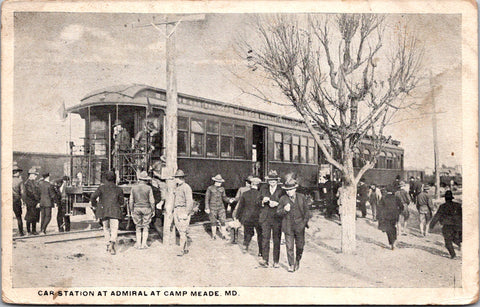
[234,125,246,158]
[206,121,219,157]
[274,132,283,161]
[300,136,307,163]
[221,123,233,158]
[292,135,300,162]
[378,151,387,169]
[178,116,189,156]
[191,119,205,156]
[283,133,292,162]
[307,137,315,164]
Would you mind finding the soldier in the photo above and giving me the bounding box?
[112,119,131,181]
[416,185,434,236]
[90,171,124,255]
[205,174,234,240]
[150,160,167,238]
[22,167,41,235]
[56,176,71,232]
[129,171,155,249]
[377,185,403,250]
[258,170,284,268]
[277,178,312,272]
[233,177,263,256]
[12,162,25,236]
[173,170,194,256]
[38,172,56,234]
[429,190,462,259]
[395,181,412,235]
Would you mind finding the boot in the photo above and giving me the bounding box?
[110,242,116,255]
[229,229,236,244]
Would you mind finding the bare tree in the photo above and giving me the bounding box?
[241,14,424,253]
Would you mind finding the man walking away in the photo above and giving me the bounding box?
[12,162,25,236]
[56,176,71,232]
[39,172,56,234]
[416,185,434,236]
[173,170,194,256]
[129,171,155,249]
[429,190,462,259]
[395,181,412,235]
[90,171,124,255]
[22,167,41,235]
[277,178,312,272]
[233,177,263,256]
[368,184,382,221]
[205,174,234,240]
[258,170,285,268]
[377,185,403,250]
[409,176,422,204]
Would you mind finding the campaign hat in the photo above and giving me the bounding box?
[113,119,123,127]
[138,171,151,181]
[212,174,225,183]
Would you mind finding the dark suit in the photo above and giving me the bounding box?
[235,188,263,254]
[258,184,284,264]
[277,193,312,266]
[38,180,57,233]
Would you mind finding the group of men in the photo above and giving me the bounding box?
[12,162,71,236]
[230,170,311,272]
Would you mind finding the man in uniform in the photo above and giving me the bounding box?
[112,119,131,181]
[416,185,434,236]
[429,190,462,259]
[258,170,284,268]
[129,171,155,249]
[205,174,234,240]
[173,170,194,256]
[233,177,263,256]
[277,178,312,272]
[22,167,41,235]
[150,159,167,238]
[39,172,57,234]
[12,162,25,236]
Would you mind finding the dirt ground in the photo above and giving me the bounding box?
[11,201,461,288]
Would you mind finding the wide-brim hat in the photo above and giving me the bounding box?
[113,119,123,127]
[13,162,22,172]
[160,155,166,163]
[212,174,225,182]
[137,171,151,181]
[249,177,262,185]
[282,178,298,190]
[28,167,39,175]
[423,185,430,190]
[245,175,254,183]
[265,170,280,181]
[174,169,186,177]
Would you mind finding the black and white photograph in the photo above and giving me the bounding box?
[2,0,478,304]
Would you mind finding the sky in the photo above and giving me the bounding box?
[13,12,462,170]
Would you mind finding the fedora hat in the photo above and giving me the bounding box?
[28,167,39,175]
[282,178,298,190]
[174,169,186,177]
[113,119,123,127]
[423,185,430,190]
[137,171,151,181]
[249,177,262,185]
[212,174,225,183]
[13,162,22,172]
[265,170,280,181]
[245,175,254,183]
[160,155,166,163]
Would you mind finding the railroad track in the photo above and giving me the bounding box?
[13,228,135,244]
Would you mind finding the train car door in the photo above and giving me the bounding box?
[252,125,267,179]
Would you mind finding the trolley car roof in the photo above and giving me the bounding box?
[67,84,306,129]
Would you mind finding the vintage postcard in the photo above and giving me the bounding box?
[2,0,478,304]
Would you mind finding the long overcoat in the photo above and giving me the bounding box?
[22,179,41,222]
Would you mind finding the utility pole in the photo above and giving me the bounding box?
[430,71,441,199]
[134,14,205,246]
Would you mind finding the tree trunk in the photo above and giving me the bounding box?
[339,150,358,254]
